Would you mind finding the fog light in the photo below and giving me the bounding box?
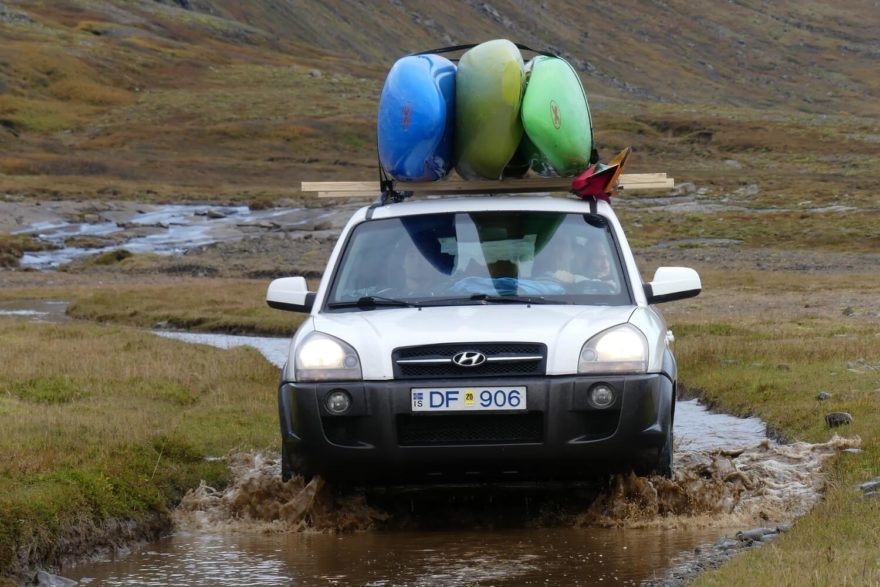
[589,384,615,409]
[325,389,352,414]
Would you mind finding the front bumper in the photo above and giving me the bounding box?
[279,374,674,484]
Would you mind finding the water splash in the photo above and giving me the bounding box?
[174,434,859,536]
[174,452,387,533]
[579,434,861,529]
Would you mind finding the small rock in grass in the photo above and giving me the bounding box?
[824,411,853,428]
[816,391,831,401]
[776,364,791,371]
[673,182,696,195]
[855,477,880,494]
[714,537,739,550]
[736,528,774,543]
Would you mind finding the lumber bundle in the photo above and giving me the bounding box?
[302,173,673,198]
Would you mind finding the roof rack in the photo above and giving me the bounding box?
[301,173,673,199]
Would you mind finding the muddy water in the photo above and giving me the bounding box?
[0,299,69,323]
[64,526,725,586]
[1,316,855,584]
[63,426,857,586]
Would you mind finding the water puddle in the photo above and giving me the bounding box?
[0,299,69,323]
[12,204,337,269]
[63,425,858,586]
[64,526,727,586]
[153,331,290,369]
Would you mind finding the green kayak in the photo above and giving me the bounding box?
[521,56,593,177]
[454,39,525,180]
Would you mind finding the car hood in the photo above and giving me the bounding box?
[308,304,637,379]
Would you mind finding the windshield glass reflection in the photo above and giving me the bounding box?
[327,212,631,309]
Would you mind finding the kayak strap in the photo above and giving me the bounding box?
[410,43,557,58]
[375,159,412,207]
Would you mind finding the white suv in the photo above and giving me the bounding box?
[267,195,700,484]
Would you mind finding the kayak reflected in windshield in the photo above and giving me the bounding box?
[326,211,632,310]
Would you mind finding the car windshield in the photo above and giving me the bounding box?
[326,211,632,309]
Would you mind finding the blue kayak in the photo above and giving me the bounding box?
[377,54,456,181]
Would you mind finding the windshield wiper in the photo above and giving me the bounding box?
[417,294,563,306]
[468,294,558,305]
[327,296,420,309]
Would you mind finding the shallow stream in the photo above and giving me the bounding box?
[10,203,337,269]
[0,307,857,585]
[52,329,854,586]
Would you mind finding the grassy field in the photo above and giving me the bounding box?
[666,270,880,585]
[0,317,279,580]
[66,278,306,336]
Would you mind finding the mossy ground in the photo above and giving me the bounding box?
[0,317,279,578]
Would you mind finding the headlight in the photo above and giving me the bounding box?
[578,324,648,374]
[295,332,362,381]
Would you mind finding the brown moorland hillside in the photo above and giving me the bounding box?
[0,0,878,205]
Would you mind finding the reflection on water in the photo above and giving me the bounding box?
[15,204,336,269]
[152,331,290,368]
[0,299,69,323]
[674,399,766,452]
[65,527,725,586]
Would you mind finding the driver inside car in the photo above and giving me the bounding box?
[535,234,618,292]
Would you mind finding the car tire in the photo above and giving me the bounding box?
[635,417,673,478]
[281,443,313,482]
[654,425,673,479]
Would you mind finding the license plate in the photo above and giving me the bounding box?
[411,387,527,412]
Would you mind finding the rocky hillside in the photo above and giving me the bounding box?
[190,0,880,113]
[0,0,878,201]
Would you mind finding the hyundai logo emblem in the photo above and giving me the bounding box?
[452,351,487,367]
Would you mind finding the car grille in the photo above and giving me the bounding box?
[397,413,543,446]
[393,342,546,379]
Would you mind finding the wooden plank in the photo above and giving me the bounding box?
[302,173,674,197]
[618,174,669,183]
[317,191,378,198]
[619,179,675,191]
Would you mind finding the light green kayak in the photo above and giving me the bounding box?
[521,56,593,177]
[454,39,525,180]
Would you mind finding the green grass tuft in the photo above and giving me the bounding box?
[5,376,85,404]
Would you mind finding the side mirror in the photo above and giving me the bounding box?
[266,277,315,313]
[643,267,701,304]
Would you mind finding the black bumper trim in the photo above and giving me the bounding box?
[279,373,673,483]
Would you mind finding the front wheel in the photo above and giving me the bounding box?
[653,424,673,478]
[281,443,313,482]
[635,418,673,478]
